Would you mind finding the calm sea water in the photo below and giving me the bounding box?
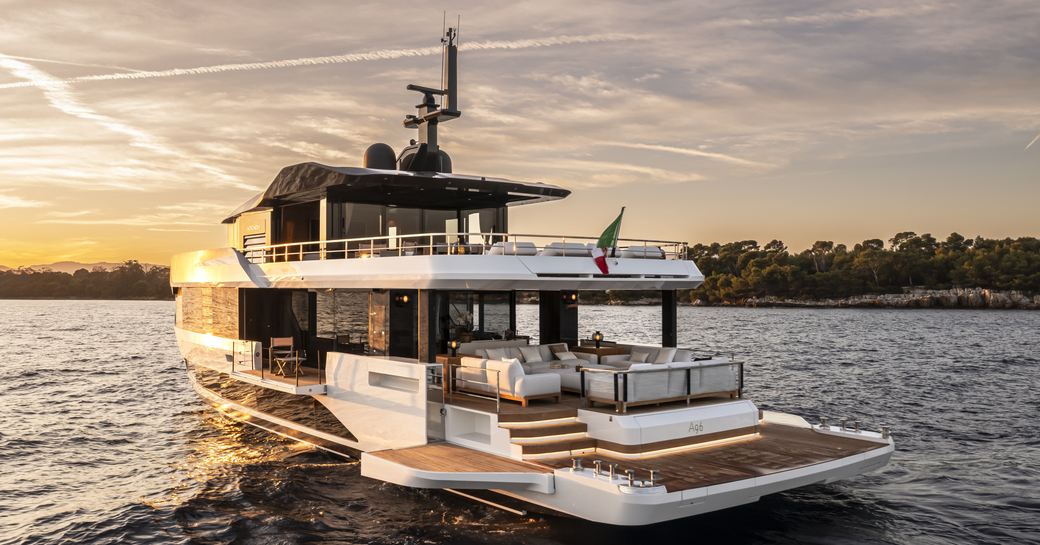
[1,300,1038,545]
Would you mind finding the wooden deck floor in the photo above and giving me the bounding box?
[238,366,323,387]
[539,423,886,491]
[368,443,550,473]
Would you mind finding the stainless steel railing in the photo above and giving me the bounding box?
[243,231,688,264]
[444,363,502,412]
[579,359,745,413]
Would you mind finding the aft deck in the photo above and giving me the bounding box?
[539,422,887,492]
[363,421,889,493]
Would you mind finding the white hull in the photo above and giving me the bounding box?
[180,330,893,526]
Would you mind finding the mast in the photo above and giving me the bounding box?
[400,27,461,171]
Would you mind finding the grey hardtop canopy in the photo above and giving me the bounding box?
[223,162,570,224]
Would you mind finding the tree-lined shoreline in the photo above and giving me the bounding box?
[2,233,1037,308]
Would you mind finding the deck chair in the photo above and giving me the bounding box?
[269,337,301,377]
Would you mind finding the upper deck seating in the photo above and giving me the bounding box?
[618,245,665,259]
[539,242,592,257]
[487,241,538,256]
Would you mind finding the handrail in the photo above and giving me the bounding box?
[448,362,502,412]
[242,231,689,264]
[580,359,743,374]
[580,359,745,413]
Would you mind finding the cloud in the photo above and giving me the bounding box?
[0,193,45,209]
[0,33,639,91]
[0,54,256,191]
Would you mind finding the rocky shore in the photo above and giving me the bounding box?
[739,288,1040,310]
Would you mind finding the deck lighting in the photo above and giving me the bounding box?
[449,339,459,357]
[593,331,604,348]
[563,291,578,304]
[394,293,410,305]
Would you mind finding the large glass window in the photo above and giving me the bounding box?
[463,208,503,245]
[329,202,383,237]
[434,291,515,351]
[386,207,422,251]
[314,289,370,353]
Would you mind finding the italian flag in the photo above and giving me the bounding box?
[592,207,625,274]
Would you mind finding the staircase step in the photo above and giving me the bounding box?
[497,407,578,423]
[520,437,598,456]
[507,422,588,439]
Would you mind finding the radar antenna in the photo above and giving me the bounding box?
[401,26,461,171]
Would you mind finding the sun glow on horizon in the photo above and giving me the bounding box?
[0,1,1037,268]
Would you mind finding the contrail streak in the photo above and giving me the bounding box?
[4,54,143,73]
[1026,132,1040,151]
[0,54,255,191]
[0,33,637,91]
[602,141,776,168]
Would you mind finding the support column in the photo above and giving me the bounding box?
[418,290,438,363]
[662,289,677,348]
[539,291,579,345]
[508,291,517,337]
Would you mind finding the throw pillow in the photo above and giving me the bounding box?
[485,347,508,360]
[629,346,653,362]
[629,352,649,363]
[548,343,570,354]
[519,346,543,363]
[555,351,578,360]
[653,348,677,364]
[506,346,525,362]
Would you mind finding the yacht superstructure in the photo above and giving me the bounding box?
[171,28,893,526]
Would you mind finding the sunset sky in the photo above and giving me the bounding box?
[0,1,1037,267]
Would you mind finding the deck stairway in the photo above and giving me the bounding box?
[498,414,597,460]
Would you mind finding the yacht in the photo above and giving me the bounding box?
[171,28,893,526]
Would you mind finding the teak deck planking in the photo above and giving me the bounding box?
[538,423,886,491]
[371,424,886,493]
[368,443,550,473]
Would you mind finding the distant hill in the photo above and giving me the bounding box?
[0,260,171,300]
[0,261,162,274]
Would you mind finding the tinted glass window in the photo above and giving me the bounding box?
[386,207,422,237]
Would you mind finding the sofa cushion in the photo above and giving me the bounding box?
[629,346,654,362]
[629,352,649,363]
[505,346,525,362]
[548,343,569,354]
[628,363,655,371]
[460,356,486,369]
[555,351,578,361]
[515,373,561,398]
[673,349,694,362]
[457,357,489,390]
[519,346,543,363]
[653,348,677,364]
[485,347,509,360]
[485,358,525,396]
[537,344,553,363]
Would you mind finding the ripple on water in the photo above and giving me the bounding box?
[0,301,1038,544]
